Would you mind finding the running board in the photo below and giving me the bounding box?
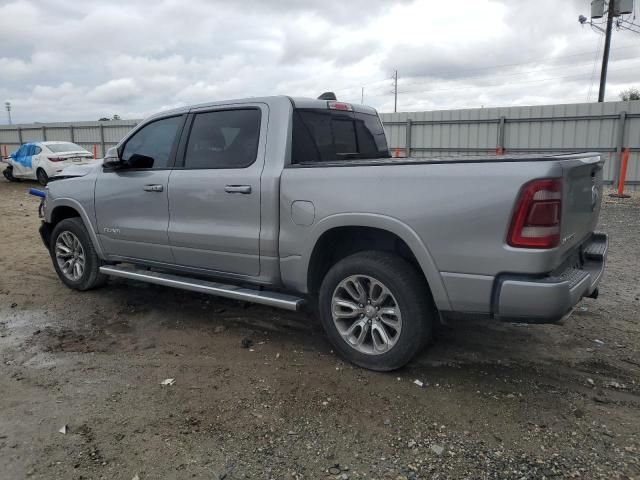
[99,265,305,311]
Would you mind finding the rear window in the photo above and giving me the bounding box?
[292,109,389,163]
[47,142,87,153]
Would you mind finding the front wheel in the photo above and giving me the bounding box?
[318,251,434,371]
[50,218,107,291]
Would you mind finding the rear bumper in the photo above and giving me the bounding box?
[495,232,607,322]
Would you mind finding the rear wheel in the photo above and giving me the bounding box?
[50,218,107,291]
[318,251,434,371]
[36,168,48,186]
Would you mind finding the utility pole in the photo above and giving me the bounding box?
[361,86,364,104]
[393,70,398,113]
[4,102,11,125]
[580,0,637,102]
[598,0,615,102]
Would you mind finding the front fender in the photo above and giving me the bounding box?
[46,197,106,259]
[286,213,452,311]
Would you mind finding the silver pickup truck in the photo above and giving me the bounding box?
[38,95,607,371]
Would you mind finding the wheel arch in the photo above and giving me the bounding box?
[46,199,106,258]
[303,214,451,311]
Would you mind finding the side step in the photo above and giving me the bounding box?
[99,265,305,311]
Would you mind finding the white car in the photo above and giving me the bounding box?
[3,141,95,185]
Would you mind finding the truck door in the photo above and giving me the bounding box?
[95,115,185,263]
[167,105,266,276]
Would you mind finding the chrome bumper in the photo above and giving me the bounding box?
[495,232,608,322]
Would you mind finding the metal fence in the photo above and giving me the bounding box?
[380,100,640,188]
[1,100,639,188]
[0,119,139,159]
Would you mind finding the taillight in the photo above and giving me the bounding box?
[48,157,66,162]
[508,178,562,249]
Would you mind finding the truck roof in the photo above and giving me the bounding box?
[146,95,379,122]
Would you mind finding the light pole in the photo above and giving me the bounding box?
[5,102,11,125]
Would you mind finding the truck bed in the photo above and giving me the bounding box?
[280,152,604,318]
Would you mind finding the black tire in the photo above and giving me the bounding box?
[318,251,434,371]
[36,168,48,186]
[3,166,20,182]
[50,218,107,291]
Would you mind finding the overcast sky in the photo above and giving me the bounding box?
[1,0,639,124]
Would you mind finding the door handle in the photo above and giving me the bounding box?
[143,184,164,192]
[224,185,252,194]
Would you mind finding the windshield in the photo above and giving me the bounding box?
[46,143,88,153]
[292,109,390,163]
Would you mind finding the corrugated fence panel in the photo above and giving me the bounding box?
[45,128,73,142]
[381,99,640,189]
[1,102,638,189]
[20,128,44,143]
[104,122,139,144]
[0,120,139,158]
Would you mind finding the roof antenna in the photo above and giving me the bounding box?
[317,92,337,100]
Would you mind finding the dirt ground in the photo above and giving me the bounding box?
[0,179,638,480]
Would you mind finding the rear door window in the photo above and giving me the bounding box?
[292,109,389,163]
[183,109,261,169]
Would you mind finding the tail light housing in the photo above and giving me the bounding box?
[328,101,353,111]
[508,178,562,249]
[48,157,66,162]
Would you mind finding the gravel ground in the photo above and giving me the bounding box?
[0,179,639,480]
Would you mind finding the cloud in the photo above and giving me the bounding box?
[0,0,639,123]
[87,78,142,103]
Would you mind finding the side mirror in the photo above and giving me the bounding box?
[127,153,155,169]
[103,147,122,168]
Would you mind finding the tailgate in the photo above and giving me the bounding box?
[560,155,604,252]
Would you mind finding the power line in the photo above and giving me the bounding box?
[360,63,640,98]
[394,52,640,91]
[398,66,640,95]
[588,35,605,101]
[332,43,640,100]
[397,44,640,87]
[579,0,640,101]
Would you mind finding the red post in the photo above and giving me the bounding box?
[394,147,401,158]
[2,145,7,159]
[617,148,630,197]
[93,144,97,159]
[610,148,631,199]
[496,147,504,156]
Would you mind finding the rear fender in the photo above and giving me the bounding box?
[301,213,452,311]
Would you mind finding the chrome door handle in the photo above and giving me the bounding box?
[224,185,252,194]
[143,184,164,192]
